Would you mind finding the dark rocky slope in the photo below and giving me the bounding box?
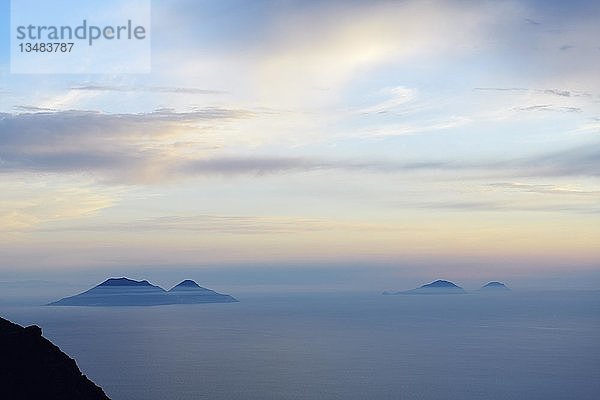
[0,316,110,400]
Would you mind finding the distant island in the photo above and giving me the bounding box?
[383,279,467,295]
[480,281,510,291]
[48,278,238,306]
[384,279,513,295]
[0,316,110,400]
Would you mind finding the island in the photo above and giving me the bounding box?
[48,277,238,306]
[0,316,110,400]
[480,281,510,291]
[383,279,467,295]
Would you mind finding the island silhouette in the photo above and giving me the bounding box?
[384,280,511,295]
[48,277,238,306]
[480,281,510,291]
[384,279,466,295]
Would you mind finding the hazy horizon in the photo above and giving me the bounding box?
[2,263,600,307]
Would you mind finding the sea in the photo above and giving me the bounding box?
[1,290,599,400]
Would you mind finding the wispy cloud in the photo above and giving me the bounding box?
[474,87,591,98]
[540,89,590,98]
[70,85,227,95]
[514,104,581,113]
[1,110,600,183]
[13,106,57,112]
[0,183,116,234]
[521,143,600,177]
[474,87,528,92]
[485,182,600,196]
[36,214,405,235]
[0,108,254,180]
[559,44,575,51]
[396,181,600,214]
[408,199,600,214]
[359,86,417,114]
[357,116,471,137]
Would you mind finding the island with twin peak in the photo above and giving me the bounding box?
[383,279,511,295]
[48,277,238,306]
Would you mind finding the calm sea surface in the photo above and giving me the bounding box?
[2,291,599,400]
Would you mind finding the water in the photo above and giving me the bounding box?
[2,291,599,400]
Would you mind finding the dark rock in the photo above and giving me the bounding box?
[0,316,110,400]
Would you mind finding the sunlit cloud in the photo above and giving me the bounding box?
[359,87,417,114]
[2,109,600,183]
[69,85,227,95]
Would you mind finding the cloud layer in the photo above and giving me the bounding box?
[1,109,599,183]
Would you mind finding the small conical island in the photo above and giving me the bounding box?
[0,316,110,400]
[171,279,205,289]
[480,281,510,291]
[384,279,466,295]
[168,280,238,304]
[49,278,238,306]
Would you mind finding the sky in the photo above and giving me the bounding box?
[0,0,599,291]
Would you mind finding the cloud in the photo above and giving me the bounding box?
[1,110,599,183]
[574,121,600,133]
[541,89,590,97]
[357,116,471,138]
[359,86,417,114]
[474,87,591,97]
[514,104,581,112]
[0,109,465,182]
[0,182,116,234]
[36,214,405,235]
[521,143,600,177]
[253,0,504,105]
[69,85,227,95]
[13,106,57,112]
[471,86,594,123]
[0,108,255,181]
[559,44,575,51]
[485,182,600,196]
[398,180,600,214]
[474,87,529,92]
[409,199,600,214]
[179,157,460,176]
[524,18,540,25]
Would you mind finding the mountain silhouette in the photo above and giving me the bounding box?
[97,277,155,287]
[0,316,110,400]
[49,278,238,306]
[171,279,203,288]
[384,279,466,295]
[168,279,238,304]
[480,281,510,291]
